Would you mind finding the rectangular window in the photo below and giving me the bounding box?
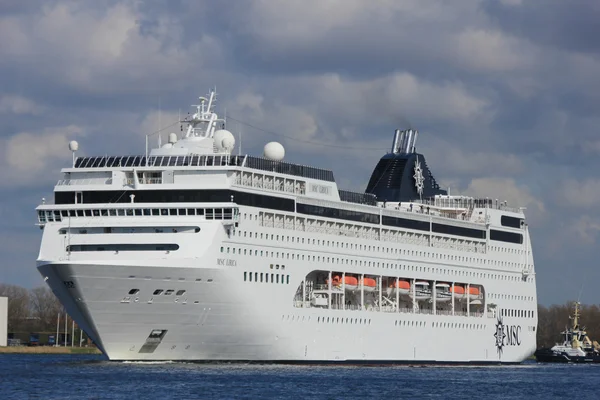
[244,272,247,281]
[490,229,523,244]
[501,215,523,229]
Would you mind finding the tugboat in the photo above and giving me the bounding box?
[535,302,600,363]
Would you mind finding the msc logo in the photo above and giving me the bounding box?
[494,316,521,357]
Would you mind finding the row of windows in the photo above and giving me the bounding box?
[53,190,522,244]
[429,322,486,329]
[127,288,187,296]
[38,207,234,222]
[297,203,379,225]
[489,293,534,302]
[246,212,529,261]
[317,316,372,325]
[66,244,179,252]
[74,154,336,182]
[244,272,290,284]
[502,309,534,319]
[221,245,533,285]
[61,226,200,235]
[246,212,528,259]
[298,207,491,241]
[55,190,295,212]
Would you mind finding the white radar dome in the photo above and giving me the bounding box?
[222,136,235,152]
[168,132,178,144]
[69,140,79,151]
[264,142,285,161]
[213,129,235,152]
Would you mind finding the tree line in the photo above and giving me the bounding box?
[0,283,64,333]
[1,283,598,348]
[536,303,600,348]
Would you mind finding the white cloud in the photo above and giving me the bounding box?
[3,125,85,179]
[569,215,600,245]
[0,1,219,93]
[462,177,544,215]
[558,179,600,209]
[0,95,42,115]
[453,29,534,72]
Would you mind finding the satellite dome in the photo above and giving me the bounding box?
[264,142,285,161]
[213,129,235,152]
[222,135,235,152]
[168,133,178,144]
[69,140,79,151]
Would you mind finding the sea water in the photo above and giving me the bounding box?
[0,354,598,399]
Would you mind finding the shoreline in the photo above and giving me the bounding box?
[0,346,101,355]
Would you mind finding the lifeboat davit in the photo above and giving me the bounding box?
[435,283,452,302]
[360,277,377,292]
[410,281,432,300]
[387,280,410,297]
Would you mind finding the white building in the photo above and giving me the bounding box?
[0,297,7,347]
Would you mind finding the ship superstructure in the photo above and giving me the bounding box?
[35,91,538,363]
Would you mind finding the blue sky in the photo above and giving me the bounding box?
[1,0,599,306]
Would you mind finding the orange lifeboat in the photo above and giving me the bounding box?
[450,285,466,299]
[468,286,482,300]
[391,280,410,290]
[450,285,465,294]
[387,280,410,297]
[360,277,377,292]
[342,276,358,291]
[469,287,480,295]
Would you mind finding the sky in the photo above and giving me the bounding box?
[1,0,599,306]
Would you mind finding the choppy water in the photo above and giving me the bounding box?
[1,354,598,399]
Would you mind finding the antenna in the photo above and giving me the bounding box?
[158,97,161,141]
[577,280,585,304]
[239,124,242,155]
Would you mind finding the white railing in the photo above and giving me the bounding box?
[56,178,112,186]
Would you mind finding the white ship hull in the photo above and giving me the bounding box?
[37,212,537,364]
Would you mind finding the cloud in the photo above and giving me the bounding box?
[0,95,42,114]
[569,215,600,245]
[2,125,85,186]
[453,29,534,72]
[557,179,600,208]
[0,1,220,95]
[462,177,545,215]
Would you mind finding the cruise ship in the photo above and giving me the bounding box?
[35,91,538,363]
